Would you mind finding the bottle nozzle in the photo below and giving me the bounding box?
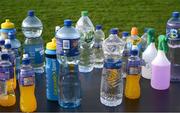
[158,35,168,53]
[147,28,155,45]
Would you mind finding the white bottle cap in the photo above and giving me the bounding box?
[5,39,11,45]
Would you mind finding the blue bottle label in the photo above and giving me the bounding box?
[0,66,14,79]
[19,70,35,86]
[122,50,130,57]
[56,38,80,57]
[104,59,122,69]
[127,60,141,75]
[24,44,44,65]
[166,27,180,41]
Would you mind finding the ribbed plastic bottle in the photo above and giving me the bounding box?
[141,28,149,52]
[100,28,124,107]
[22,10,44,74]
[151,35,171,90]
[56,19,81,108]
[166,11,180,82]
[93,25,105,68]
[19,54,37,112]
[76,11,95,72]
[142,28,157,79]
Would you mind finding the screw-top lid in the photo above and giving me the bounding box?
[131,27,138,35]
[81,11,88,16]
[172,12,179,18]
[64,19,72,26]
[46,38,56,50]
[0,36,5,45]
[110,28,118,34]
[122,31,129,37]
[1,53,9,60]
[22,54,30,65]
[130,49,139,56]
[1,19,15,29]
[96,25,102,30]
[28,10,35,17]
[8,31,16,39]
[147,28,155,45]
[4,39,11,49]
[158,35,168,53]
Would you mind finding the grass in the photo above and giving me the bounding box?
[0,0,180,44]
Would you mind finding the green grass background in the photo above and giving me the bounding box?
[0,0,180,44]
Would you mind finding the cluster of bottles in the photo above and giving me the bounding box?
[0,9,179,111]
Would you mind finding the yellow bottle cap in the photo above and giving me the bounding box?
[46,38,56,50]
[1,19,15,29]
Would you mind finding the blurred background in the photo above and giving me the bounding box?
[0,0,180,43]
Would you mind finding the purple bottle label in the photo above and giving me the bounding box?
[56,38,80,57]
[19,70,35,86]
[166,27,180,40]
[127,60,141,75]
[0,66,14,79]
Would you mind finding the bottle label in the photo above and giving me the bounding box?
[0,66,14,79]
[56,38,80,57]
[83,31,94,43]
[166,27,180,39]
[127,60,141,75]
[122,50,130,57]
[19,70,35,86]
[0,73,7,95]
[104,59,122,69]
[24,44,44,65]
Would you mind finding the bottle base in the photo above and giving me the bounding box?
[79,65,93,73]
[151,83,169,90]
[34,67,44,74]
[100,97,122,107]
[59,101,80,109]
[142,74,151,79]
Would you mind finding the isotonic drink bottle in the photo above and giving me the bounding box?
[166,12,180,82]
[1,19,16,39]
[45,38,59,101]
[100,28,124,107]
[3,39,16,89]
[125,49,141,99]
[93,25,105,68]
[56,19,81,108]
[142,28,157,79]
[76,11,95,72]
[19,54,37,112]
[22,10,44,74]
[151,35,170,90]
[0,53,16,107]
[8,32,21,79]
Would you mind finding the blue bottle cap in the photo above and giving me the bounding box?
[8,31,16,39]
[64,19,72,26]
[4,43,11,49]
[130,49,138,56]
[96,25,102,30]
[110,28,118,34]
[0,37,5,45]
[1,54,9,60]
[172,12,179,18]
[28,10,35,17]
[122,31,129,37]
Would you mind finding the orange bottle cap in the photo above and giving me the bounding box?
[131,27,138,35]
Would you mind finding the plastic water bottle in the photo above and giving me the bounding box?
[100,28,124,107]
[19,54,37,112]
[141,28,149,52]
[56,19,81,108]
[93,25,105,68]
[142,28,157,79]
[22,10,44,74]
[125,49,141,99]
[0,53,16,107]
[76,11,94,72]
[3,39,16,89]
[121,32,130,78]
[1,19,16,39]
[45,38,59,101]
[166,12,180,82]
[0,36,5,60]
[151,35,170,90]
[8,32,21,79]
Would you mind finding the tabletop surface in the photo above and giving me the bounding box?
[0,68,180,112]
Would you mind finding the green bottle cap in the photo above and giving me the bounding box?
[147,28,155,45]
[81,11,88,16]
[158,35,168,53]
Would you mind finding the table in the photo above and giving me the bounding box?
[0,68,180,112]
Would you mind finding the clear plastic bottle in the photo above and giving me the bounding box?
[166,12,180,82]
[0,53,16,107]
[19,54,36,112]
[76,11,94,72]
[8,32,21,79]
[56,19,81,108]
[93,25,105,68]
[100,28,124,107]
[3,39,16,89]
[22,10,44,74]
[141,28,149,52]
[142,28,157,79]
